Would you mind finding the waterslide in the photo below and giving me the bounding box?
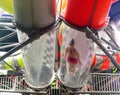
[0,0,56,89]
[17,30,56,89]
[0,0,120,92]
[57,24,94,88]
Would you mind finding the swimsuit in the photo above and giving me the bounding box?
[67,57,79,64]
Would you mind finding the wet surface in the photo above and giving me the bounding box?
[58,26,94,88]
[17,31,56,88]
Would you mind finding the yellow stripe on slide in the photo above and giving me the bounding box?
[0,0,13,14]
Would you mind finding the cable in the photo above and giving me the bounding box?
[0,19,61,62]
[0,31,17,42]
[86,27,120,70]
[60,17,120,70]
[101,37,120,51]
[0,43,19,49]
[104,27,119,48]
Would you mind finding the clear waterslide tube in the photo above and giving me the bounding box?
[12,0,56,88]
[17,30,56,88]
[58,25,94,88]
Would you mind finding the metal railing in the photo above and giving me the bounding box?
[0,73,120,95]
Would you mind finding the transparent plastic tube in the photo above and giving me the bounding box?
[17,30,56,88]
[57,24,94,88]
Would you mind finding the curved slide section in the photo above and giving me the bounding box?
[58,25,94,88]
[17,30,56,89]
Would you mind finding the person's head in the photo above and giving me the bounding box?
[69,39,75,47]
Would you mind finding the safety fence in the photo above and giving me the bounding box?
[0,73,120,95]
